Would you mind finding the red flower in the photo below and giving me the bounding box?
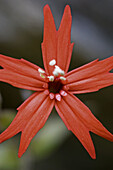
[0,4,113,159]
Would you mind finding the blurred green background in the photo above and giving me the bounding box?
[0,0,113,169]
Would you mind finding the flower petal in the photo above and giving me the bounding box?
[55,93,113,158]
[0,54,47,91]
[55,98,96,159]
[65,56,113,93]
[68,73,113,94]
[18,96,54,157]
[0,91,47,143]
[41,5,57,75]
[57,5,74,73]
[42,5,73,74]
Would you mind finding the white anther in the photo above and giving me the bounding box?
[54,65,65,75]
[53,66,59,76]
[44,89,49,95]
[60,70,65,75]
[49,59,56,66]
[47,75,54,82]
[55,94,61,101]
[55,65,60,70]
[53,70,59,76]
[60,76,66,81]
[49,93,55,99]
[38,68,45,74]
[60,90,67,96]
[40,73,45,78]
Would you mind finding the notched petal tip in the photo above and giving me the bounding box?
[18,152,22,158]
[107,133,113,142]
[64,4,71,14]
[18,96,54,158]
[43,4,51,13]
[90,151,96,160]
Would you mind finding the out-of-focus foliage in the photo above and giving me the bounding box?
[0,110,16,131]
[30,115,69,159]
[0,142,19,170]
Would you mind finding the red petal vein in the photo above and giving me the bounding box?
[66,56,113,83]
[65,56,113,93]
[18,96,54,157]
[0,54,46,82]
[55,98,96,159]
[42,5,73,74]
[0,70,45,91]
[57,5,73,72]
[68,73,113,93]
[55,92,113,158]
[65,93,113,141]
[0,54,47,90]
[0,92,47,143]
[42,5,57,75]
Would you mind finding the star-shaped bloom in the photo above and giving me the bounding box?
[0,5,113,159]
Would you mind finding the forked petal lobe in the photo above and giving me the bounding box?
[0,54,45,81]
[57,5,73,72]
[64,93,113,141]
[55,98,96,159]
[42,5,57,75]
[0,54,47,91]
[0,92,47,143]
[65,56,113,94]
[42,5,74,74]
[18,96,54,157]
[55,92,113,158]
[68,73,113,94]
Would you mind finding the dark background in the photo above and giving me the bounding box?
[0,0,113,169]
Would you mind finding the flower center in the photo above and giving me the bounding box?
[38,59,68,101]
[48,78,63,94]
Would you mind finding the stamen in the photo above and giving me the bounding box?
[44,89,49,95]
[43,83,48,89]
[53,70,59,76]
[40,73,45,78]
[38,68,45,74]
[55,65,60,71]
[63,85,69,91]
[55,94,61,101]
[49,59,56,66]
[60,70,65,75]
[60,76,66,81]
[60,90,67,96]
[49,93,55,99]
[47,75,54,82]
[54,65,65,76]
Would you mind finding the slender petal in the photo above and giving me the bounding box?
[0,54,47,91]
[18,96,54,157]
[42,5,74,74]
[65,56,113,93]
[0,92,47,143]
[41,5,57,75]
[68,73,113,94]
[55,93,113,159]
[55,98,96,159]
[57,5,74,72]
[0,54,46,81]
